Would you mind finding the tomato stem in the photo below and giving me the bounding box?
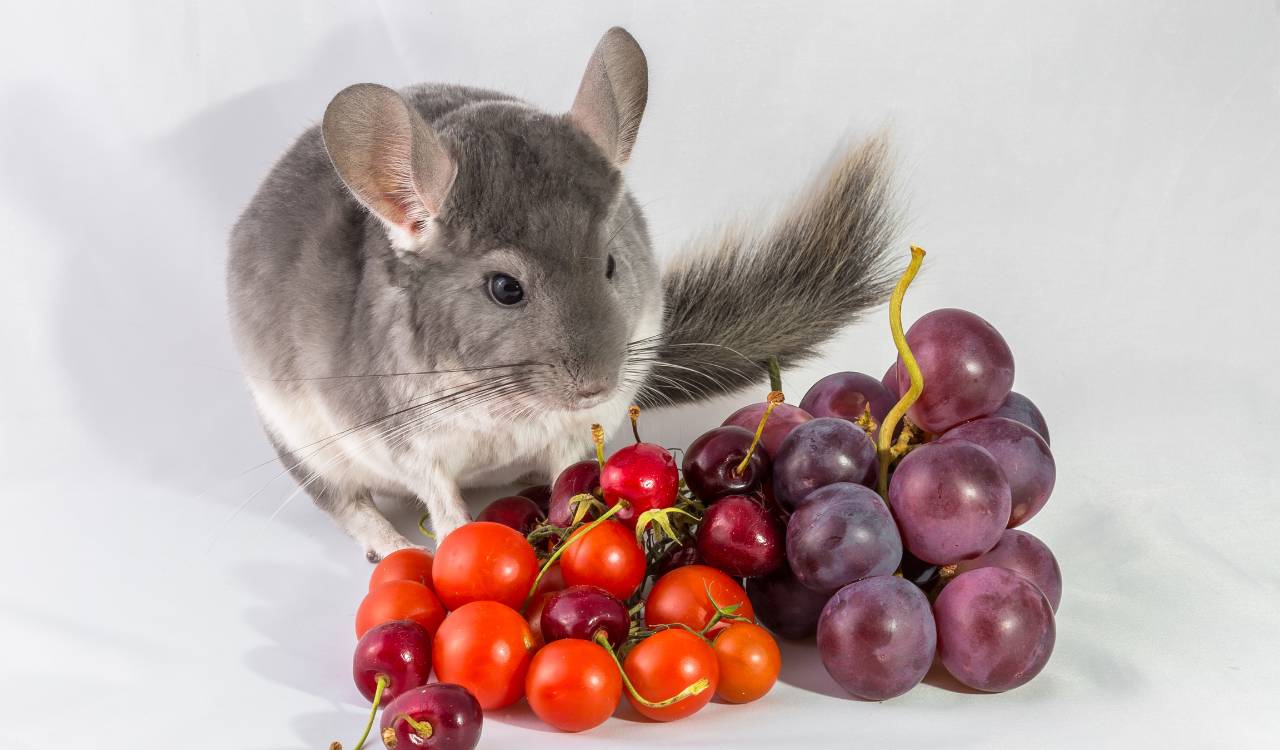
[877,246,926,499]
[522,500,627,613]
[347,674,387,750]
[734,389,784,476]
[593,630,710,709]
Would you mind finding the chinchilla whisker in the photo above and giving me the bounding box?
[251,361,555,383]
[219,373,532,532]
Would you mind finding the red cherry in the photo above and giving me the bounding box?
[600,442,679,527]
[352,620,433,703]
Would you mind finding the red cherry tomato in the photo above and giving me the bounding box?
[526,639,622,732]
[431,521,538,611]
[560,520,645,601]
[645,564,754,634]
[622,628,719,722]
[712,622,781,703]
[433,601,535,710]
[368,548,434,591]
[601,443,679,526]
[355,580,446,639]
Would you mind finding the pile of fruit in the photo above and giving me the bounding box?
[334,247,1062,749]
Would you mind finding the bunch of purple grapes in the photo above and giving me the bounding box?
[679,306,1061,700]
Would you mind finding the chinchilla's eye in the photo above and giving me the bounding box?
[488,273,524,306]
[606,254,616,280]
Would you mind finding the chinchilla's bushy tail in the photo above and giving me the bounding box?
[637,135,901,407]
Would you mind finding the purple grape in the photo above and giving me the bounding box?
[476,495,545,535]
[722,401,813,457]
[681,425,770,501]
[539,584,630,649]
[955,529,1062,611]
[772,418,877,511]
[816,575,936,701]
[942,417,1055,527]
[894,308,1014,433]
[991,391,1050,445]
[934,567,1055,692]
[695,494,785,577]
[881,363,901,399]
[548,460,599,527]
[888,440,1011,564]
[517,483,552,515]
[785,483,901,593]
[379,682,483,750]
[745,562,831,640]
[799,371,897,426]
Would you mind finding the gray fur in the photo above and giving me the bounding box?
[641,136,900,406]
[226,28,898,559]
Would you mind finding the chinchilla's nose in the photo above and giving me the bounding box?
[576,381,611,400]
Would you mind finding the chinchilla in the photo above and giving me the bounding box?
[228,27,899,560]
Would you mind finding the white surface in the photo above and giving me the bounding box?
[2,1,1278,747]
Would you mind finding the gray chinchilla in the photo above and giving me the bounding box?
[227,27,899,560]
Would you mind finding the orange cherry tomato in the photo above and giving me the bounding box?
[433,601,536,710]
[431,521,538,611]
[355,580,445,639]
[526,639,622,732]
[368,548,434,591]
[645,565,754,634]
[622,628,719,722]
[712,622,781,703]
[560,520,645,601]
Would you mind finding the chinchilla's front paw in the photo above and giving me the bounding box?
[427,508,473,541]
[363,530,417,564]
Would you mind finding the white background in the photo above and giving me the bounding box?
[2,1,1278,747]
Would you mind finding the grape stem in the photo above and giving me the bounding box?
[348,674,387,750]
[593,630,710,708]
[877,246,927,499]
[522,500,627,613]
[735,390,785,475]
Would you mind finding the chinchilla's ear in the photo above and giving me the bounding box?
[569,27,648,166]
[322,83,456,246]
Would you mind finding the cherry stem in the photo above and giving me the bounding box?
[591,423,607,473]
[416,513,437,541]
[628,405,642,443]
[767,355,782,392]
[522,499,627,613]
[735,389,784,475]
[593,630,710,709]
[398,713,434,741]
[877,246,926,499]
[348,674,387,750]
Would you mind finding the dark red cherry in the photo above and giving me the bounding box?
[681,425,770,501]
[476,495,545,535]
[516,484,552,515]
[600,443,679,527]
[352,620,433,704]
[548,460,600,527]
[695,494,785,578]
[539,584,631,649]
[653,536,701,577]
[379,683,483,750]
